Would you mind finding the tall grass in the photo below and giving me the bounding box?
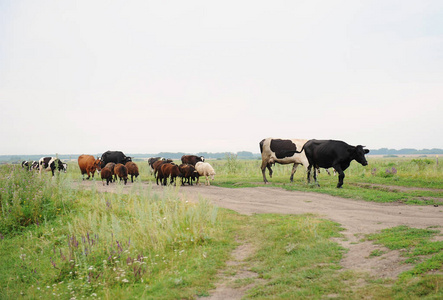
[0,165,75,236]
[0,166,237,299]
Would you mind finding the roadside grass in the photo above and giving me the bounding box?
[367,226,443,299]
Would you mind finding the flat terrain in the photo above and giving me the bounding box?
[76,181,443,299]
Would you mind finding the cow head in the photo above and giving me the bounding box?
[94,159,102,173]
[350,145,370,166]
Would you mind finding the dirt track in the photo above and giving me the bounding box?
[76,181,443,298]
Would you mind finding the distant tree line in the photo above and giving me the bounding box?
[2,149,442,164]
[368,148,443,155]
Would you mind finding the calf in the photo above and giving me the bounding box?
[195,162,216,186]
[100,167,113,186]
[303,139,370,188]
[114,163,128,185]
[179,164,199,185]
[125,161,139,183]
[104,162,116,182]
[181,155,205,166]
[21,161,30,170]
[39,157,67,176]
[160,163,182,186]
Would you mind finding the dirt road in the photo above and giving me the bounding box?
[75,181,443,298]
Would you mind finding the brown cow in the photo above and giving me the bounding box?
[179,164,198,185]
[104,162,116,182]
[125,161,139,183]
[152,159,173,178]
[78,155,101,180]
[160,163,182,186]
[100,167,113,186]
[114,163,128,185]
[181,155,205,166]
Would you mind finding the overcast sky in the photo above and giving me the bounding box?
[1,1,442,155]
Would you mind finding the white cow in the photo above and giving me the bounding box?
[195,162,216,186]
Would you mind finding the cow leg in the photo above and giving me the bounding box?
[306,164,312,184]
[313,166,319,186]
[261,161,269,183]
[335,166,345,188]
[290,163,299,182]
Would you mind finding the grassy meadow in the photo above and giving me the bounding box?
[1,155,442,299]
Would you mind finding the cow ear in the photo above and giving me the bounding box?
[364,149,370,154]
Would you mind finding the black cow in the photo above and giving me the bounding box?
[303,139,369,188]
[181,155,204,166]
[100,151,131,168]
[39,157,67,176]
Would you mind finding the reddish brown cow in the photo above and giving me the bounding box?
[78,155,101,180]
[125,161,139,183]
[101,167,113,186]
[152,159,173,178]
[114,163,128,185]
[181,155,205,166]
[159,163,182,186]
[179,164,198,185]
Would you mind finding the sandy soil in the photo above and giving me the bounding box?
[75,181,443,299]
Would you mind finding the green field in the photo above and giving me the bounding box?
[1,156,442,299]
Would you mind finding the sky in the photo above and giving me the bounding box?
[1,1,443,155]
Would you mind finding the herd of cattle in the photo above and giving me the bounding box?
[21,151,217,186]
[20,138,370,188]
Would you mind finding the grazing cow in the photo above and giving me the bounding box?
[100,151,131,168]
[181,155,205,166]
[100,167,113,186]
[179,164,199,185]
[160,163,182,186]
[303,139,370,188]
[114,163,128,185]
[125,161,139,183]
[104,162,116,182]
[78,155,101,180]
[152,159,173,178]
[195,162,216,186]
[148,157,164,174]
[259,138,307,183]
[21,161,30,170]
[39,157,67,176]
[31,161,39,170]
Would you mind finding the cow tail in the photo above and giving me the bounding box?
[259,139,265,154]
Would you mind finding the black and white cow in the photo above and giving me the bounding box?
[39,157,67,176]
[259,138,307,183]
[31,161,40,170]
[100,151,132,168]
[303,139,370,188]
[21,161,30,170]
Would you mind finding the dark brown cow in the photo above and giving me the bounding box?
[101,167,113,186]
[125,161,139,183]
[152,159,173,178]
[104,162,116,182]
[114,163,128,185]
[181,155,205,166]
[179,164,198,185]
[78,155,101,180]
[159,163,182,186]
